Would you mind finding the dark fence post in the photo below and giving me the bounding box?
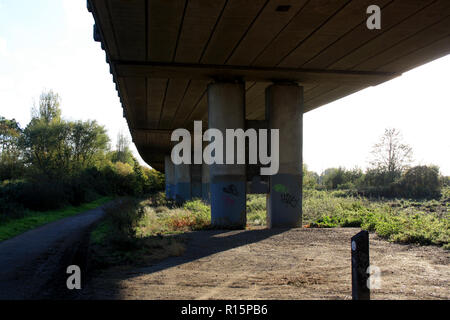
[351,230,370,300]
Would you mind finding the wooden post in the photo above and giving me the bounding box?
[351,230,370,300]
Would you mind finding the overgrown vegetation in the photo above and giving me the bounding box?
[89,194,211,268]
[307,189,448,248]
[0,90,164,226]
[91,187,449,270]
[246,188,449,249]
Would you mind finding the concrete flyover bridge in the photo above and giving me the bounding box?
[87,0,450,229]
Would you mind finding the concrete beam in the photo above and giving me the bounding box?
[114,61,398,86]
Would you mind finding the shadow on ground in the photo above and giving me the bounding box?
[85,227,289,299]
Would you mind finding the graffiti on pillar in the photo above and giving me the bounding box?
[280,192,300,208]
[274,184,289,193]
[223,195,236,206]
[223,184,239,197]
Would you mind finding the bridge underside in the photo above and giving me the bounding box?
[89,0,450,171]
[89,0,449,228]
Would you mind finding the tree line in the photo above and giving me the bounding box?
[0,90,164,220]
[303,129,448,199]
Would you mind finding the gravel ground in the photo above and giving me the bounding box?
[85,227,450,300]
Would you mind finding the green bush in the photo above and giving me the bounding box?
[0,179,69,212]
[103,198,144,249]
[149,192,168,207]
[400,165,441,199]
[181,199,211,229]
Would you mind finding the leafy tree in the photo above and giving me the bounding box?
[319,167,364,190]
[113,161,134,176]
[321,167,345,190]
[369,128,413,182]
[109,131,134,166]
[0,117,22,152]
[132,158,146,194]
[20,91,109,178]
[303,164,319,189]
[0,117,24,180]
[70,120,110,170]
[400,165,441,199]
[31,90,61,124]
[0,90,167,218]
[144,167,165,192]
[116,131,130,154]
[20,119,65,178]
[442,175,450,187]
[343,167,364,189]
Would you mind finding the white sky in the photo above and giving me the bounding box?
[0,1,449,175]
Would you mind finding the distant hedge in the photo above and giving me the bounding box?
[0,163,164,222]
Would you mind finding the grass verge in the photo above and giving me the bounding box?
[0,196,112,242]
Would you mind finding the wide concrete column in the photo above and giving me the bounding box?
[208,81,246,229]
[174,163,191,204]
[201,164,210,203]
[266,83,303,228]
[164,155,175,200]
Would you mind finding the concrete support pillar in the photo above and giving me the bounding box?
[266,83,303,228]
[201,164,210,203]
[191,164,202,199]
[174,163,191,204]
[164,156,175,200]
[208,81,246,229]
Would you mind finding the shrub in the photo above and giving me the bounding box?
[103,198,144,249]
[400,165,441,199]
[181,200,211,229]
[149,192,168,207]
[0,181,25,221]
[17,180,69,211]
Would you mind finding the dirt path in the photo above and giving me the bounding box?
[0,205,108,300]
[86,228,449,300]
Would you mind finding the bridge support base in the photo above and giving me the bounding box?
[201,164,210,203]
[164,156,175,200]
[191,164,202,199]
[174,163,191,204]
